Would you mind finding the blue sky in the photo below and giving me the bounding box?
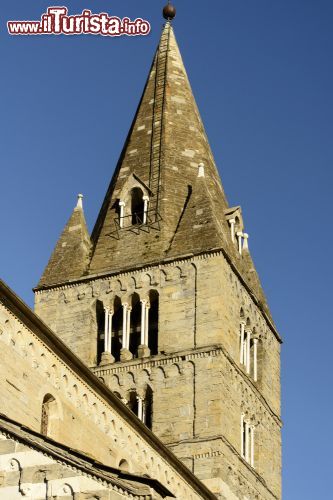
[1,1,332,498]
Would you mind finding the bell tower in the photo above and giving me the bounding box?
[35,6,282,499]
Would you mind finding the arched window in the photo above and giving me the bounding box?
[129,293,141,357]
[131,187,144,225]
[127,388,153,429]
[148,290,159,355]
[112,296,122,361]
[127,391,139,416]
[41,394,57,436]
[241,414,256,467]
[96,300,105,364]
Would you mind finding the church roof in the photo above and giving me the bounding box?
[36,22,275,327]
[0,413,173,498]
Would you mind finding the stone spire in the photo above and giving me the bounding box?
[88,23,229,269]
[38,195,91,287]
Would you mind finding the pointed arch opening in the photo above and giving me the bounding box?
[131,187,144,225]
[41,394,58,436]
[148,290,159,355]
[112,296,122,361]
[129,293,141,357]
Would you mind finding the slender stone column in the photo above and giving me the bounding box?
[140,300,146,345]
[100,308,115,365]
[119,201,125,228]
[246,329,251,374]
[240,322,245,364]
[253,338,258,382]
[126,307,131,349]
[107,311,113,353]
[144,304,150,346]
[237,231,243,254]
[120,303,132,361]
[138,300,150,359]
[142,400,146,425]
[243,232,249,251]
[122,303,128,347]
[229,218,236,242]
[104,307,109,353]
[241,414,245,458]
[137,397,143,421]
[143,196,149,224]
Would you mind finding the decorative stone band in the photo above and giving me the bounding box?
[94,344,282,427]
[33,249,282,344]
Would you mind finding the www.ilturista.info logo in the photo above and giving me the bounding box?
[7,6,151,36]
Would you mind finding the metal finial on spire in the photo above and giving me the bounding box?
[76,194,83,209]
[163,2,176,21]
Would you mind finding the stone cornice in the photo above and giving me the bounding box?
[167,435,278,500]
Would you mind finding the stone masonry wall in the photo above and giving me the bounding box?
[35,251,281,500]
[94,348,280,500]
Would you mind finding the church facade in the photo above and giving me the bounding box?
[0,13,281,500]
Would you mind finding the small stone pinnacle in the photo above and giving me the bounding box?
[76,194,83,209]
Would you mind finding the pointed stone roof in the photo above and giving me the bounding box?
[88,23,229,271]
[38,195,91,287]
